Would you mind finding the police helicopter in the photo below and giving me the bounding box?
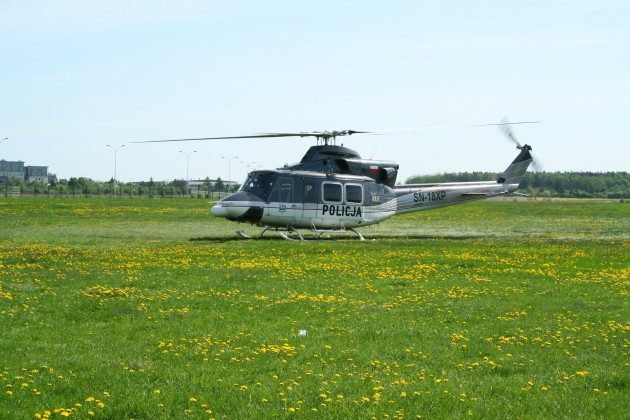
[131,121,538,240]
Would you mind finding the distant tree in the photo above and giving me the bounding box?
[214,177,224,192]
[68,177,79,191]
[76,177,92,191]
[7,177,23,187]
[405,171,630,199]
[48,173,58,186]
[171,179,187,189]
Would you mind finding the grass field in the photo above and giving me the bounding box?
[0,198,628,418]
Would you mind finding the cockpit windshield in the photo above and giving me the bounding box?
[240,171,278,200]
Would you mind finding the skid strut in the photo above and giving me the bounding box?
[278,227,305,241]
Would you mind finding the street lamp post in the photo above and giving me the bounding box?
[221,155,238,193]
[105,144,125,197]
[1,139,7,198]
[179,150,197,196]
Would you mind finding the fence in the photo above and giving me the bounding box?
[0,184,232,199]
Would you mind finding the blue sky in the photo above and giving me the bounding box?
[1,0,628,182]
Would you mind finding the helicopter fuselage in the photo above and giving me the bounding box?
[211,170,395,229]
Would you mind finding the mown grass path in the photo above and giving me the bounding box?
[1,198,628,418]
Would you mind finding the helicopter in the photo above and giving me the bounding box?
[131,121,538,240]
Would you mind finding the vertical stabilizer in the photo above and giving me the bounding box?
[497,145,533,185]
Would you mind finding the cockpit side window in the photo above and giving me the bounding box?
[268,177,294,203]
[240,172,278,200]
[281,181,292,202]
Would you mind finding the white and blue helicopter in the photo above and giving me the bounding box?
[133,121,538,240]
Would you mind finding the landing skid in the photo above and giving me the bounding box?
[237,226,272,239]
[309,222,365,241]
[235,226,365,241]
[310,227,365,241]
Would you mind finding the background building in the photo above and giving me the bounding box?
[0,160,48,183]
[0,160,25,182]
[25,166,48,183]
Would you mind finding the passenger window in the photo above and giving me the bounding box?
[345,184,362,204]
[323,183,342,203]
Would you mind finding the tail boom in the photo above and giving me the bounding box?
[393,146,533,215]
[393,181,511,215]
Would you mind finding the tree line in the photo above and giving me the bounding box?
[405,172,629,199]
[2,175,240,198]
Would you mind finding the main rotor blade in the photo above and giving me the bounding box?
[128,121,539,144]
[128,130,372,144]
[129,133,318,144]
[363,121,540,134]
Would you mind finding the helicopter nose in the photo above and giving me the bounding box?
[211,202,249,218]
[210,204,229,218]
[211,191,265,222]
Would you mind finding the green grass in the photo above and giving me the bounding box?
[0,198,628,418]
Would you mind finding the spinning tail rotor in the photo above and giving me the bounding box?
[500,118,542,171]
